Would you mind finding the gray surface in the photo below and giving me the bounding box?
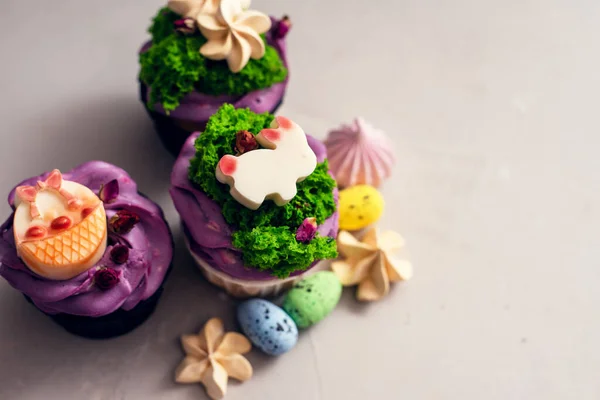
[0,0,599,399]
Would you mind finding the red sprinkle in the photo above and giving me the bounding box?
[274,15,292,39]
[26,226,47,239]
[235,130,258,155]
[81,207,95,218]
[98,179,120,204]
[110,245,129,264]
[174,18,197,35]
[94,268,120,291]
[296,217,318,243]
[109,210,140,234]
[50,216,71,231]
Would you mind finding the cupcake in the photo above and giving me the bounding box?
[170,104,339,297]
[139,0,291,156]
[0,162,173,339]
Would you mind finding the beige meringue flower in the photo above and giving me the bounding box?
[168,0,221,18]
[332,228,413,301]
[196,0,271,73]
[175,318,253,400]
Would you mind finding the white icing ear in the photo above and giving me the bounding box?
[215,117,317,210]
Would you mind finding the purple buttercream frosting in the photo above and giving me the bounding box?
[170,133,339,281]
[140,16,289,124]
[0,162,173,317]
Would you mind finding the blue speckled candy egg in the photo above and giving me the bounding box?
[237,299,298,356]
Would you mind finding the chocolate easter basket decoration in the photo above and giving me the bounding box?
[13,170,107,280]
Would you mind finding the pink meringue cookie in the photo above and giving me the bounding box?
[324,118,396,188]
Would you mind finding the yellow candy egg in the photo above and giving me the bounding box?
[338,185,384,231]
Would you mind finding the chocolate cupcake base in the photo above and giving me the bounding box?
[139,82,284,157]
[27,194,173,340]
[25,284,166,339]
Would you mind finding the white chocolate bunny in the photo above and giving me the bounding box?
[216,116,317,210]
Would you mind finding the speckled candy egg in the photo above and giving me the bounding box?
[237,299,298,356]
[338,185,385,230]
[283,271,342,329]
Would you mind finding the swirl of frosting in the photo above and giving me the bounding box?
[168,0,219,18]
[324,118,397,188]
[0,162,173,317]
[196,0,271,73]
[168,0,250,18]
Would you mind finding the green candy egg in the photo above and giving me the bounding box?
[283,271,342,329]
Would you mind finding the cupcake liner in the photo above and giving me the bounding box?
[23,244,174,339]
[184,237,322,298]
[139,81,284,157]
[24,283,166,339]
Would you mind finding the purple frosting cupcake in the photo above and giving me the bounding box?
[170,105,339,297]
[0,162,173,338]
[139,0,291,156]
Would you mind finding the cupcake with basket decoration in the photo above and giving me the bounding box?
[0,163,173,338]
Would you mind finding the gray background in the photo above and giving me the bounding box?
[1,0,599,399]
